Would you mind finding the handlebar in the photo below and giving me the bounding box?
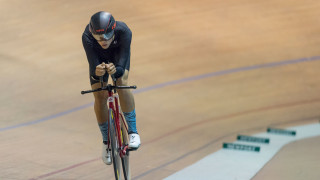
[81,85,137,95]
[81,65,137,95]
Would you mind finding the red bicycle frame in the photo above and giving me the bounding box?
[81,76,136,180]
[107,90,129,158]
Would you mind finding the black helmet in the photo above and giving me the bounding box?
[89,11,116,40]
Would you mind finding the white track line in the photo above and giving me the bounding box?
[164,123,320,180]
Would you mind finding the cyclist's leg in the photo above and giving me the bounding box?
[117,70,135,113]
[117,70,141,149]
[91,78,109,125]
[90,74,112,164]
[114,50,134,114]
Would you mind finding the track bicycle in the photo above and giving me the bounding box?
[81,76,136,180]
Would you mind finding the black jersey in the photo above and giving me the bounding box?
[82,21,132,80]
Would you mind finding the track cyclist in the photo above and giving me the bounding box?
[82,11,141,165]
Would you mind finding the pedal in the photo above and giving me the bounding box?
[128,148,138,151]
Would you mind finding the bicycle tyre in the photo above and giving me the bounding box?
[120,114,130,180]
[109,109,122,180]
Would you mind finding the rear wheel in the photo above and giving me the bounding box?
[120,114,130,180]
[109,109,122,180]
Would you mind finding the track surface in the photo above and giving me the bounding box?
[1,0,320,179]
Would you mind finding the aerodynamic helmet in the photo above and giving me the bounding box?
[89,11,116,40]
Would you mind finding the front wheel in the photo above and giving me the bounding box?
[109,109,122,180]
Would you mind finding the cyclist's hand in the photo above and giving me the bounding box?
[106,63,116,75]
[95,62,107,76]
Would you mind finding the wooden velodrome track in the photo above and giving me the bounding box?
[1,0,320,179]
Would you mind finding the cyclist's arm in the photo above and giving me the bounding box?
[113,28,132,79]
[82,34,101,77]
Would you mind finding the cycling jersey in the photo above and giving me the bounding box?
[82,21,131,84]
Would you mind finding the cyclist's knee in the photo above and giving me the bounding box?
[92,83,108,106]
[118,78,128,86]
[117,70,129,86]
[94,94,107,107]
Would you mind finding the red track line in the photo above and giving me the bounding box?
[29,158,100,180]
[29,98,320,180]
